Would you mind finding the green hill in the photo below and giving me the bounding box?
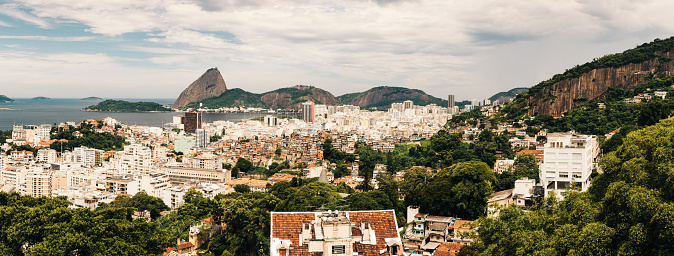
[186,88,266,109]
[336,86,450,109]
[488,87,528,103]
[83,99,173,112]
[0,95,12,102]
[502,36,674,118]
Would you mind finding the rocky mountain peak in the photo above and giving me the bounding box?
[173,68,227,108]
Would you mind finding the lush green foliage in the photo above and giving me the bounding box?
[50,123,125,152]
[84,99,172,112]
[103,192,169,219]
[494,153,539,191]
[526,97,673,135]
[466,118,674,256]
[0,192,173,256]
[0,94,13,101]
[335,86,451,108]
[420,161,496,219]
[186,88,266,109]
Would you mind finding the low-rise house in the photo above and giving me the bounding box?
[270,210,403,256]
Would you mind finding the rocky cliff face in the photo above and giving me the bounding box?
[173,68,227,108]
[337,86,446,108]
[260,85,337,110]
[517,52,674,116]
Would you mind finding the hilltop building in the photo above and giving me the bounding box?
[539,133,598,198]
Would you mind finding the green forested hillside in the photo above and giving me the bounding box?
[186,88,266,109]
[84,100,172,112]
[0,95,13,101]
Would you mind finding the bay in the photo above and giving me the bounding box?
[0,98,296,131]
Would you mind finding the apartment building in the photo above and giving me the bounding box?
[539,133,598,198]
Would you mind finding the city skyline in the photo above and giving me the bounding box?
[2,1,674,100]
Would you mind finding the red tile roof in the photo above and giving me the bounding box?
[270,210,400,256]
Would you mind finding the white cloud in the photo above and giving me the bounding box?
[3,0,674,99]
[0,4,51,28]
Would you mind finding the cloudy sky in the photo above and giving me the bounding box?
[1,0,674,101]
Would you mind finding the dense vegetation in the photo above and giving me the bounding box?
[488,87,529,103]
[186,88,266,109]
[0,192,173,255]
[335,86,453,108]
[84,99,172,112]
[50,123,125,152]
[462,118,674,256]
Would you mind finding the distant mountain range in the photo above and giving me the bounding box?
[175,69,517,110]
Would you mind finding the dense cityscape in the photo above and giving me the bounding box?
[3,0,674,255]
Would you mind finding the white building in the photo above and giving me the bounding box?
[118,144,154,174]
[74,147,103,167]
[195,129,210,148]
[539,133,598,198]
[264,115,278,126]
[37,149,57,163]
[24,170,52,197]
[302,101,314,123]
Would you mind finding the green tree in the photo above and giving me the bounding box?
[234,184,251,193]
[421,161,496,219]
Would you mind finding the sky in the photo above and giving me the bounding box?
[2,0,674,101]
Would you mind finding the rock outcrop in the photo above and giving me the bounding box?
[173,68,227,108]
[516,52,674,116]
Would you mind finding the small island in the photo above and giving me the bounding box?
[0,95,13,102]
[83,99,173,112]
[81,96,103,101]
[32,96,51,100]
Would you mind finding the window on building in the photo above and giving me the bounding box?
[332,245,345,254]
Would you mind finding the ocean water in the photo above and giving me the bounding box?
[0,98,294,131]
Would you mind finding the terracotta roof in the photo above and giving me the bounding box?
[201,217,215,224]
[433,242,464,256]
[270,210,400,256]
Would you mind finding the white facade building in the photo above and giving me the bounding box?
[195,129,210,148]
[37,149,57,163]
[118,144,154,174]
[539,133,598,198]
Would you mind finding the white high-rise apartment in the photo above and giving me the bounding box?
[403,100,414,110]
[264,115,278,126]
[195,129,210,148]
[302,101,314,123]
[119,144,153,174]
[25,171,52,197]
[540,133,598,198]
[74,147,103,167]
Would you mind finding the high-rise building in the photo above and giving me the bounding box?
[195,129,210,148]
[448,94,455,108]
[302,101,314,123]
[470,99,480,107]
[403,100,414,110]
[74,147,103,167]
[264,115,278,126]
[182,111,202,133]
[118,144,153,174]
